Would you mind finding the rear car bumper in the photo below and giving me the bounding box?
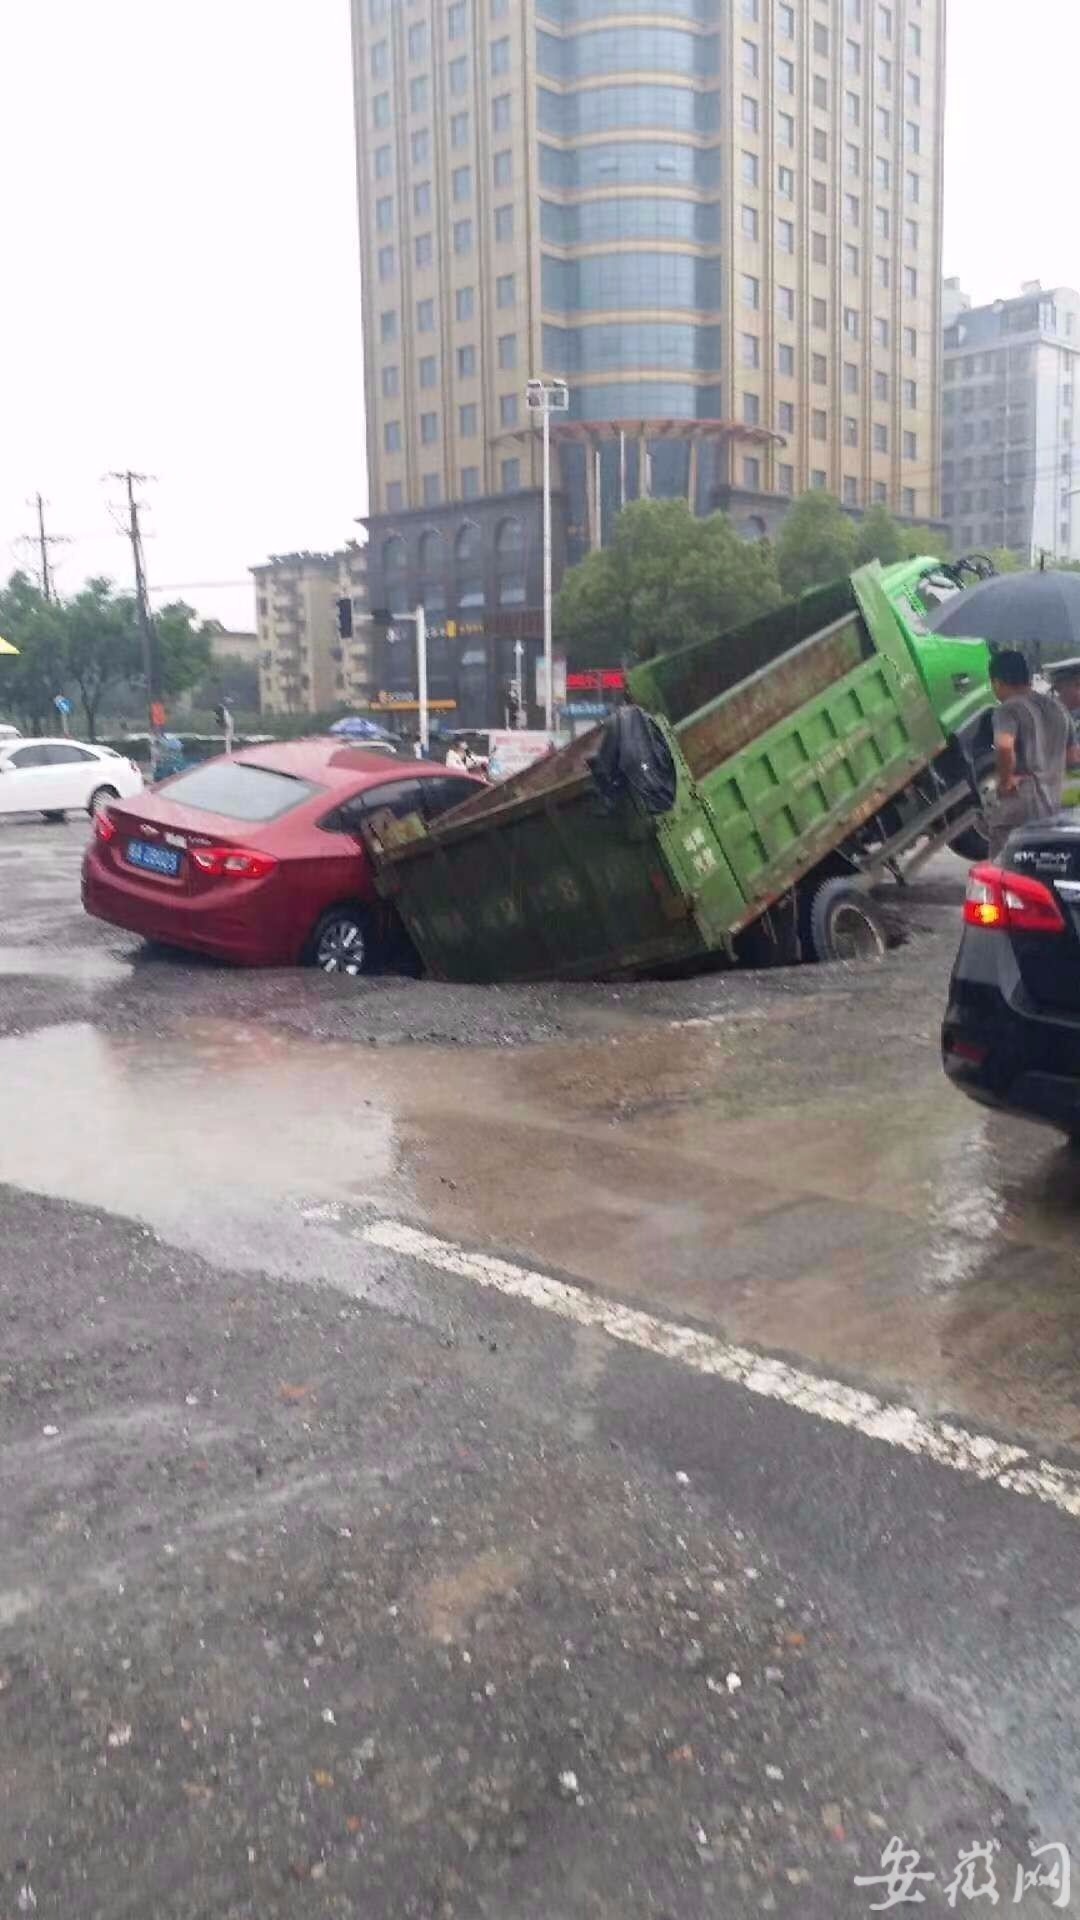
[82,847,295,966]
[942,928,1080,1134]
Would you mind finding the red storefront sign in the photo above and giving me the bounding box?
[565,669,625,692]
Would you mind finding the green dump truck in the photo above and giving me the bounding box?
[372,560,996,983]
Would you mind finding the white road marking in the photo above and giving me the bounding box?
[364,1219,1080,1522]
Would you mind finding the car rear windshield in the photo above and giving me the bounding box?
[159,761,322,822]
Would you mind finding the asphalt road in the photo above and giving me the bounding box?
[1,815,1079,1919]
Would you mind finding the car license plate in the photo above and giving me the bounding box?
[126,838,182,877]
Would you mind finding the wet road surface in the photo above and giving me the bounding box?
[1,816,1079,1916]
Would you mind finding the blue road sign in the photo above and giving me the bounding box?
[53,695,72,715]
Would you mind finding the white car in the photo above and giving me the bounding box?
[0,737,144,820]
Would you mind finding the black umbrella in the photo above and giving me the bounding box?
[926,568,1080,665]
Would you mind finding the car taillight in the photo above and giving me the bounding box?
[189,845,278,880]
[963,862,1065,935]
[94,811,118,843]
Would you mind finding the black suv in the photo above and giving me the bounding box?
[943,818,1080,1139]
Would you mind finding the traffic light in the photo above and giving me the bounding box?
[337,597,354,639]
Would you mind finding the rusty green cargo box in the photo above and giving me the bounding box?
[373,564,965,982]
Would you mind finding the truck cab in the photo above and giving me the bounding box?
[880,554,994,742]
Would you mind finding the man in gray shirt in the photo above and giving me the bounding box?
[986,648,1070,860]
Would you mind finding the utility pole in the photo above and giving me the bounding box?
[18,494,68,602]
[107,471,161,777]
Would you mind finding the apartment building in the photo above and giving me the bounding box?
[943,280,1080,564]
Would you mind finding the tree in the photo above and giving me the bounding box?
[774,492,857,597]
[0,572,68,733]
[153,601,214,700]
[902,524,952,561]
[553,498,782,665]
[853,503,906,568]
[64,578,141,739]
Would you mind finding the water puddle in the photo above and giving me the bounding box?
[0,947,132,984]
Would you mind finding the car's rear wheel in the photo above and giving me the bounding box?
[808,876,889,964]
[87,784,119,818]
[306,904,377,977]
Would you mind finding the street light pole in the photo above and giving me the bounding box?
[415,602,429,753]
[526,377,569,734]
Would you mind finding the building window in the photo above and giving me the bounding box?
[418,298,435,331]
[812,296,827,328]
[777,163,794,197]
[411,128,430,165]
[410,76,429,113]
[419,355,437,388]
[875,156,890,187]
[743,0,759,16]
[380,309,397,343]
[877,55,892,89]
[776,54,795,92]
[904,265,918,297]
[906,169,920,203]
[456,286,474,322]
[844,308,859,337]
[843,416,858,447]
[373,93,391,129]
[422,474,441,506]
[812,409,827,440]
[877,3,892,36]
[776,217,794,252]
[743,455,761,490]
[875,206,890,239]
[777,110,794,145]
[500,392,518,427]
[495,204,514,243]
[496,273,515,308]
[845,90,860,125]
[371,40,389,79]
[873,317,890,351]
[742,37,759,77]
[742,95,760,132]
[873,481,887,503]
[449,0,466,35]
[905,120,920,153]
[903,326,917,355]
[873,423,888,452]
[459,403,477,436]
[743,391,761,426]
[902,377,917,407]
[384,420,402,453]
[408,20,427,59]
[454,218,473,253]
[451,111,469,148]
[741,331,761,367]
[778,342,795,375]
[906,71,921,105]
[812,353,827,385]
[811,470,827,489]
[491,37,510,74]
[903,431,917,460]
[450,55,468,94]
[776,284,795,320]
[492,93,511,130]
[846,37,861,72]
[501,457,520,491]
[778,399,795,432]
[387,482,403,510]
[844,362,858,393]
[812,131,828,165]
[498,334,517,369]
[413,181,432,216]
[741,274,760,309]
[844,192,860,224]
[875,255,890,288]
[844,477,859,505]
[375,144,392,179]
[875,106,891,140]
[812,231,827,264]
[453,164,472,201]
[457,344,476,378]
[907,21,921,54]
[743,204,760,240]
[778,464,795,494]
[904,217,918,248]
[377,244,395,279]
[813,74,828,109]
[414,233,433,269]
[494,149,512,187]
[376,195,393,231]
[742,150,759,187]
[461,467,480,498]
[873,369,888,398]
[902,486,916,515]
[381,365,399,398]
[845,141,860,175]
[844,243,859,275]
[778,2,795,37]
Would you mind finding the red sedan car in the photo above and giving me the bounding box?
[82,739,480,972]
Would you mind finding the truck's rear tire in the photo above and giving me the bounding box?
[948,753,996,862]
[808,877,889,964]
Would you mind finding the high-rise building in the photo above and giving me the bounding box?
[351,0,945,722]
[942,281,1080,564]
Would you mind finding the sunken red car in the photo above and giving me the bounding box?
[82,739,480,972]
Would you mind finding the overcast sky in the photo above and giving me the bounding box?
[0,0,1076,631]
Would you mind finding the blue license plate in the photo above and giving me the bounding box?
[126,838,182,877]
